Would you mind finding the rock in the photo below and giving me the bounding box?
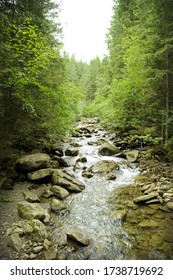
[76,157,87,163]
[52,170,85,192]
[89,160,119,174]
[98,141,119,156]
[67,230,90,246]
[7,233,22,252]
[50,198,67,212]
[23,191,40,203]
[82,171,93,178]
[114,210,127,221]
[106,173,117,180]
[16,153,51,172]
[24,219,47,242]
[27,168,55,181]
[166,202,173,211]
[18,202,46,220]
[43,239,51,251]
[133,192,158,203]
[50,185,70,200]
[1,179,14,190]
[125,150,139,162]
[139,220,158,228]
[44,247,58,260]
[41,189,53,198]
[32,246,43,254]
[65,147,79,156]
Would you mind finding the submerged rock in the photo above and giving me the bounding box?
[65,147,79,157]
[16,153,51,172]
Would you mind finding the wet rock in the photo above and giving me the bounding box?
[23,191,40,203]
[82,171,93,178]
[24,219,47,242]
[139,220,158,228]
[54,156,69,167]
[67,230,90,246]
[89,160,119,174]
[7,233,22,252]
[50,185,70,200]
[50,198,67,212]
[134,192,158,203]
[18,201,46,220]
[98,141,119,156]
[76,157,87,163]
[125,150,139,162]
[52,170,85,192]
[106,173,117,180]
[65,147,79,156]
[16,153,51,172]
[27,168,55,181]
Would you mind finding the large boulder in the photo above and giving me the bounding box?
[52,170,85,192]
[98,141,119,156]
[27,168,55,181]
[50,185,70,200]
[16,153,51,172]
[18,201,46,220]
[24,219,47,242]
[89,160,119,174]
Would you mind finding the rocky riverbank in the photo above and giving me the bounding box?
[0,118,173,260]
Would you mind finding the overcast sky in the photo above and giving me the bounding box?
[57,0,114,62]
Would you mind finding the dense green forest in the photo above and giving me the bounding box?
[1,0,173,158]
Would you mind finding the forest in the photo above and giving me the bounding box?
[0,0,173,159]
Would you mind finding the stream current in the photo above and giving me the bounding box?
[51,121,140,260]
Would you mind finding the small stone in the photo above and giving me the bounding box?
[7,233,22,252]
[32,246,43,254]
[50,185,70,200]
[29,253,36,259]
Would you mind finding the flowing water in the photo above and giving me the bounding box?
[51,120,173,260]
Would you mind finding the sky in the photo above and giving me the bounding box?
[57,0,114,62]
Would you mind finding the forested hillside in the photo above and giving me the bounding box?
[0,0,82,150]
[83,0,173,158]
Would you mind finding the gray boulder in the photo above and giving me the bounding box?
[50,185,70,200]
[18,201,46,220]
[98,141,119,156]
[16,153,51,172]
[89,160,119,174]
[52,170,85,192]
